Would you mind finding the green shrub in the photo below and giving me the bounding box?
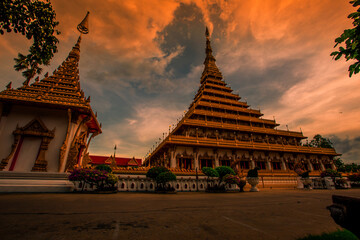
[215,166,235,179]
[68,168,118,192]
[146,166,169,180]
[320,169,341,178]
[156,172,176,184]
[296,229,358,240]
[223,174,240,184]
[247,167,259,178]
[95,164,112,173]
[202,167,219,178]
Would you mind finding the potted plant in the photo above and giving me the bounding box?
[223,174,246,192]
[68,168,118,193]
[294,162,312,189]
[321,169,341,189]
[246,167,260,192]
[202,167,219,191]
[215,166,236,189]
[155,171,176,193]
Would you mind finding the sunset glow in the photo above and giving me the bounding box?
[0,0,359,163]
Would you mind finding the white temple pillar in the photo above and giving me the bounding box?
[215,154,219,167]
[281,160,287,171]
[307,159,314,171]
[250,156,255,169]
[320,161,326,171]
[194,153,199,170]
[266,160,272,171]
[170,150,176,168]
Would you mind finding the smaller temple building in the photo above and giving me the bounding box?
[0,12,101,192]
[88,155,142,168]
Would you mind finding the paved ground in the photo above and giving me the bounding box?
[0,189,359,240]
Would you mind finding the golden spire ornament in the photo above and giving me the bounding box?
[77,11,90,34]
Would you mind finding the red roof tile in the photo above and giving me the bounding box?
[89,155,142,167]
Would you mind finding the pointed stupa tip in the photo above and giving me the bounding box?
[77,11,90,34]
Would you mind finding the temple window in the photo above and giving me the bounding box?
[201,159,213,168]
[256,161,266,170]
[179,157,192,169]
[287,163,294,170]
[272,162,281,170]
[221,160,230,166]
[313,163,321,170]
[239,161,249,169]
[324,164,332,170]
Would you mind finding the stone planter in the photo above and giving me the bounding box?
[247,177,259,192]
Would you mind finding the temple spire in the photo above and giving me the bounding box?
[77,11,90,34]
[202,27,222,80]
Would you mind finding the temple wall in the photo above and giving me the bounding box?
[0,104,68,172]
[160,144,335,171]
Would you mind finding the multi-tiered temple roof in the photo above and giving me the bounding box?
[0,36,101,133]
[144,28,338,169]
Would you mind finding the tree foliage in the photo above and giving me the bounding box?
[331,0,360,77]
[0,0,60,80]
[146,166,169,180]
[156,171,176,185]
[95,164,112,173]
[305,134,334,149]
[201,167,219,178]
[334,158,360,172]
[215,166,235,180]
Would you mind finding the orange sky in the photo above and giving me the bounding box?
[0,0,359,163]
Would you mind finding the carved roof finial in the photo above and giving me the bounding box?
[6,82,12,90]
[202,27,222,79]
[77,11,90,34]
[22,78,30,87]
[205,26,210,39]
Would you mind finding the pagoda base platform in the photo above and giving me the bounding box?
[0,171,74,193]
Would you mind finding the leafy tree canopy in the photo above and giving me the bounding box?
[0,0,60,80]
[331,0,360,77]
[305,134,334,149]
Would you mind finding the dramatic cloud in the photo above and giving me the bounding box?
[0,0,359,163]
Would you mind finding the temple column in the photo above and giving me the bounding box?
[281,159,287,171]
[307,159,314,171]
[266,160,272,171]
[250,156,255,169]
[170,149,176,168]
[320,161,326,171]
[193,148,199,170]
[280,153,287,171]
[215,154,219,167]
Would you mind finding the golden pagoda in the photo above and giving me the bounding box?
[0,12,101,173]
[144,28,338,174]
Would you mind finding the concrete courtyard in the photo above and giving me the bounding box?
[0,189,359,240]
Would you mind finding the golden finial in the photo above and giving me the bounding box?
[205,26,210,38]
[77,11,89,34]
[6,82,12,90]
[22,78,30,86]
